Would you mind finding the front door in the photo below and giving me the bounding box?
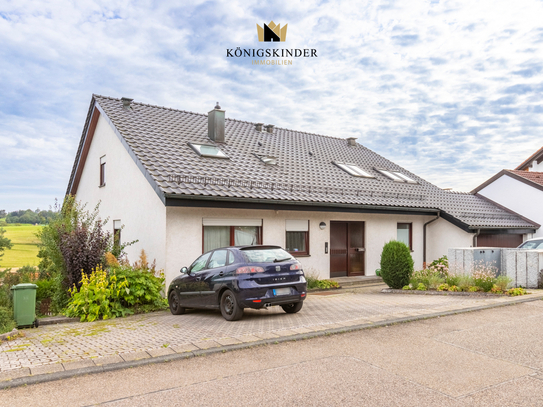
[330,221,365,277]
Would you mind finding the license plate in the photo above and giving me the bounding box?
[273,288,291,296]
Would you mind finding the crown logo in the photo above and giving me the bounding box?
[256,21,288,42]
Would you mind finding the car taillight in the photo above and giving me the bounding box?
[235,266,265,274]
[290,262,302,270]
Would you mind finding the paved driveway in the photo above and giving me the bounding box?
[1,285,541,382]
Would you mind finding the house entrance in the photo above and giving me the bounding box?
[330,221,365,277]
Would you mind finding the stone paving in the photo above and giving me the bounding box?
[1,285,541,381]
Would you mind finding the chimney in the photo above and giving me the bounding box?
[347,137,357,146]
[265,124,274,134]
[208,102,225,143]
[121,97,133,109]
[255,123,264,132]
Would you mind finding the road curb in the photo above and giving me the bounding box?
[1,294,541,390]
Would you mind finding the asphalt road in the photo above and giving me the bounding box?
[2,300,543,406]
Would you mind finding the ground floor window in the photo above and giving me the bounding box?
[202,219,262,252]
[397,223,412,250]
[286,220,309,255]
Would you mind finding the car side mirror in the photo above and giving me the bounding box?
[180,267,188,274]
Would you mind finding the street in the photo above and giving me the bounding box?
[2,299,543,406]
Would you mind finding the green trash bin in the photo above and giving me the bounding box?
[11,283,38,328]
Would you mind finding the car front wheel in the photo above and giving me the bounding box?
[281,302,303,314]
[220,290,244,321]
[169,291,185,315]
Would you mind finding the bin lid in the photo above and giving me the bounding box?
[11,283,38,290]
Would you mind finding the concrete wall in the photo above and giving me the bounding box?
[426,218,475,263]
[478,174,543,238]
[75,115,167,270]
[165,206,438,285]
[448,247,543,288]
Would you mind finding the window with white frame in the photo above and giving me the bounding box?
[99,156,106,187]
[202,218,262,252]
[397,223,412,250]
[285,220,309,255]
[334,162,374,178]
[376,168,417,183]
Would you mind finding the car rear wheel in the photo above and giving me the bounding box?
[281,301,303,314]
[220,290,244,321]
[169,291,185,315]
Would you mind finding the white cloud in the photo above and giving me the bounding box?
[1,0,543,210]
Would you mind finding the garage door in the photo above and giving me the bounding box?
[477,234,523,248]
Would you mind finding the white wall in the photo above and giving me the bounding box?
[478,174,543,237]
[165,206,438,285]
[426,217,474,263]
[75,115,167,270]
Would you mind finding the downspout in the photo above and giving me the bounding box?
[473,229,480,247]
[423,211,440,267]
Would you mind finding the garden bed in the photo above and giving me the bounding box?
[381,288,520,297]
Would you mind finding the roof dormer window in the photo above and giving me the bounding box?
[334,162,374,178]
[256,154,278,165]
[376,169,417,184]
[189,143,229,159]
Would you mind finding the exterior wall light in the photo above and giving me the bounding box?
[319,222,326,230]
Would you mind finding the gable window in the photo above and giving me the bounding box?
[397,223,412,250]
[113,220,121,253]
[377,169,417,184]
[99,156,106,187]
[189,143,228,158]
[334,162,374,178]
[203,218,262,252]
[286,220,309,255]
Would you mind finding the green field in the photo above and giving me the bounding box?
[0,224,43,269]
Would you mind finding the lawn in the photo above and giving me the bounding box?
[0,224,43,269]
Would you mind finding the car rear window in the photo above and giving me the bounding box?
[241,248,294,263]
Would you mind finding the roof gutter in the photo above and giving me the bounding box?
[164,194,440,216]
[423,211,440,266]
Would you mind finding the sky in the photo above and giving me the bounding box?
[1,0,543,212]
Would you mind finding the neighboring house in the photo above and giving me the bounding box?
[66,95,538,284]
[472,147,543,243]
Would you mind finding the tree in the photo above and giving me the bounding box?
[0,210,6,218]
[380,240,414,289]
[0,228,12,261]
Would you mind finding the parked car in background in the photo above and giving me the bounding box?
[517,238,543,249]
[167,245,307,321]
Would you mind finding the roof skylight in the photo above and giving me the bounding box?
[376,169,417,184]
[256,154,278,165]
[334,162,374,178]
[189,143,228,159]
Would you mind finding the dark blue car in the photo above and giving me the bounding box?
[167,245,307,321]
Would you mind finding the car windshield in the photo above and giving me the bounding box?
[242,248,294,263]
[518,240,543,249]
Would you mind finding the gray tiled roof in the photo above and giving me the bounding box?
[69,95,537,230]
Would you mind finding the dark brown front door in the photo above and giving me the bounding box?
[330,221,365,277]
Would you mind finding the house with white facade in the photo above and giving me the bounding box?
[66,95,538,284]
[472,147,543,243]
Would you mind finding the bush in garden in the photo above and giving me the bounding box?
[495,275,512,292]
[115,266,167,311]
[437,283,449,291]
[508,287,527,296]
[471,261,497,292]
[380,241,414,289]
[0,306,15,334]
[65,266,132,322]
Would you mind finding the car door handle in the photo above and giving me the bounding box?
[195,277,201,281]
[219,271,224,277]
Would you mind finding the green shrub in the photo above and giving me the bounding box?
[428,274,445,290]
[65,266,132,322]
[416,283,427,291]
[495,275,512,292]
[0,306,15,334]
[445,275,460,287]
[314,279,340,289]
[380,241,414,289]
[115,266,167,311]
[457,275,473,292]
[449,285,461,292]
[508,287,527,296]
[437,283,449,291]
